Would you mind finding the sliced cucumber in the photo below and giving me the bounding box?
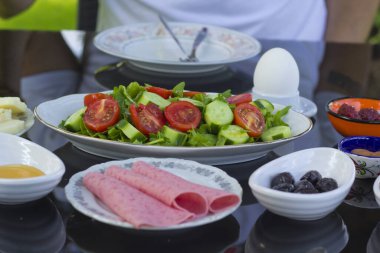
[137,91,170,109]
[178,97,204,109]
[204,100,233,134]
[251,98,274,115]
[188,132,217,147]
[251,101,266,115]
[64,107,86,132]
[261,126,292,142]
[161,125,188,146]
[255,99,274,113]
[218,125,249,145]
[117,119,147,142]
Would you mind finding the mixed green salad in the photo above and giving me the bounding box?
[60,82,292,147]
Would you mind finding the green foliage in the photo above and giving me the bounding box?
[368,9,380,44]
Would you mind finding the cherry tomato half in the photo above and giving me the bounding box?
[84,98,120,132]
[145,103,166,126]
[130,103,165,135]
[183,91,204,97]
[234,103,265,137]
[145,86,173,99]
[226,93,252,105]
[84,93,111,107]
[164,101,201,132]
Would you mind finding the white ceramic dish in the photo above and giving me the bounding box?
[373,176,380,207]
[65,157,242,230]
[249,147,355,221]
[94,22,261,74]
[34,93,313,165]
[297,97,318,118]
[0,133,65,204]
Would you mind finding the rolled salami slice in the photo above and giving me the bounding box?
[131,161,240,213]
[83,172,193,228]
[105,166,208,216]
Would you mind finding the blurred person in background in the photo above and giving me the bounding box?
[0,0,379,150]
[1,2,378,247]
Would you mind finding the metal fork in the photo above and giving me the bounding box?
[159,15,208,62]
[181,27,208,62]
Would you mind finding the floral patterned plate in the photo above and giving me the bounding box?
[64,157,243,230]
[344,178,379,209]
[94,22,261,74]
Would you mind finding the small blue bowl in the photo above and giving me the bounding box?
[338,136,380,178]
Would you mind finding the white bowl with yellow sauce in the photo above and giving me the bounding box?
[0,133,65,204]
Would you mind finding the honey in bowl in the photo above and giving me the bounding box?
[0,164,45,179]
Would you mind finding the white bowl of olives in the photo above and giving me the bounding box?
[248,147,355,220]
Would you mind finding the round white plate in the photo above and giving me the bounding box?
[296,96,318,118]
[34,93,313,165]
[94,22,261,74]
[65,157,242,230]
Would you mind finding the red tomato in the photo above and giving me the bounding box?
[84,98,120,132]
[145,86,173,99]
[129,103,165,135]
[234,103,265,137]
[84,93,111,107]
[145,103,166,125]
[164,101,201,132]
[226,93,252,105]
[183,91,204,97]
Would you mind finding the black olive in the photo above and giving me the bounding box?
[300,170,322,186]
[294,180,318,194]
[270,172,295,188]
[316,178,338,192]
[272,183,295,192]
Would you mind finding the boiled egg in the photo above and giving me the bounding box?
[252,48,299,98]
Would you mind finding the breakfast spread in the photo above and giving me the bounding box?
[83,161,241,228]
[0,97,28,134]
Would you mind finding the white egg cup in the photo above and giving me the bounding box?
[252,47,303,113]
